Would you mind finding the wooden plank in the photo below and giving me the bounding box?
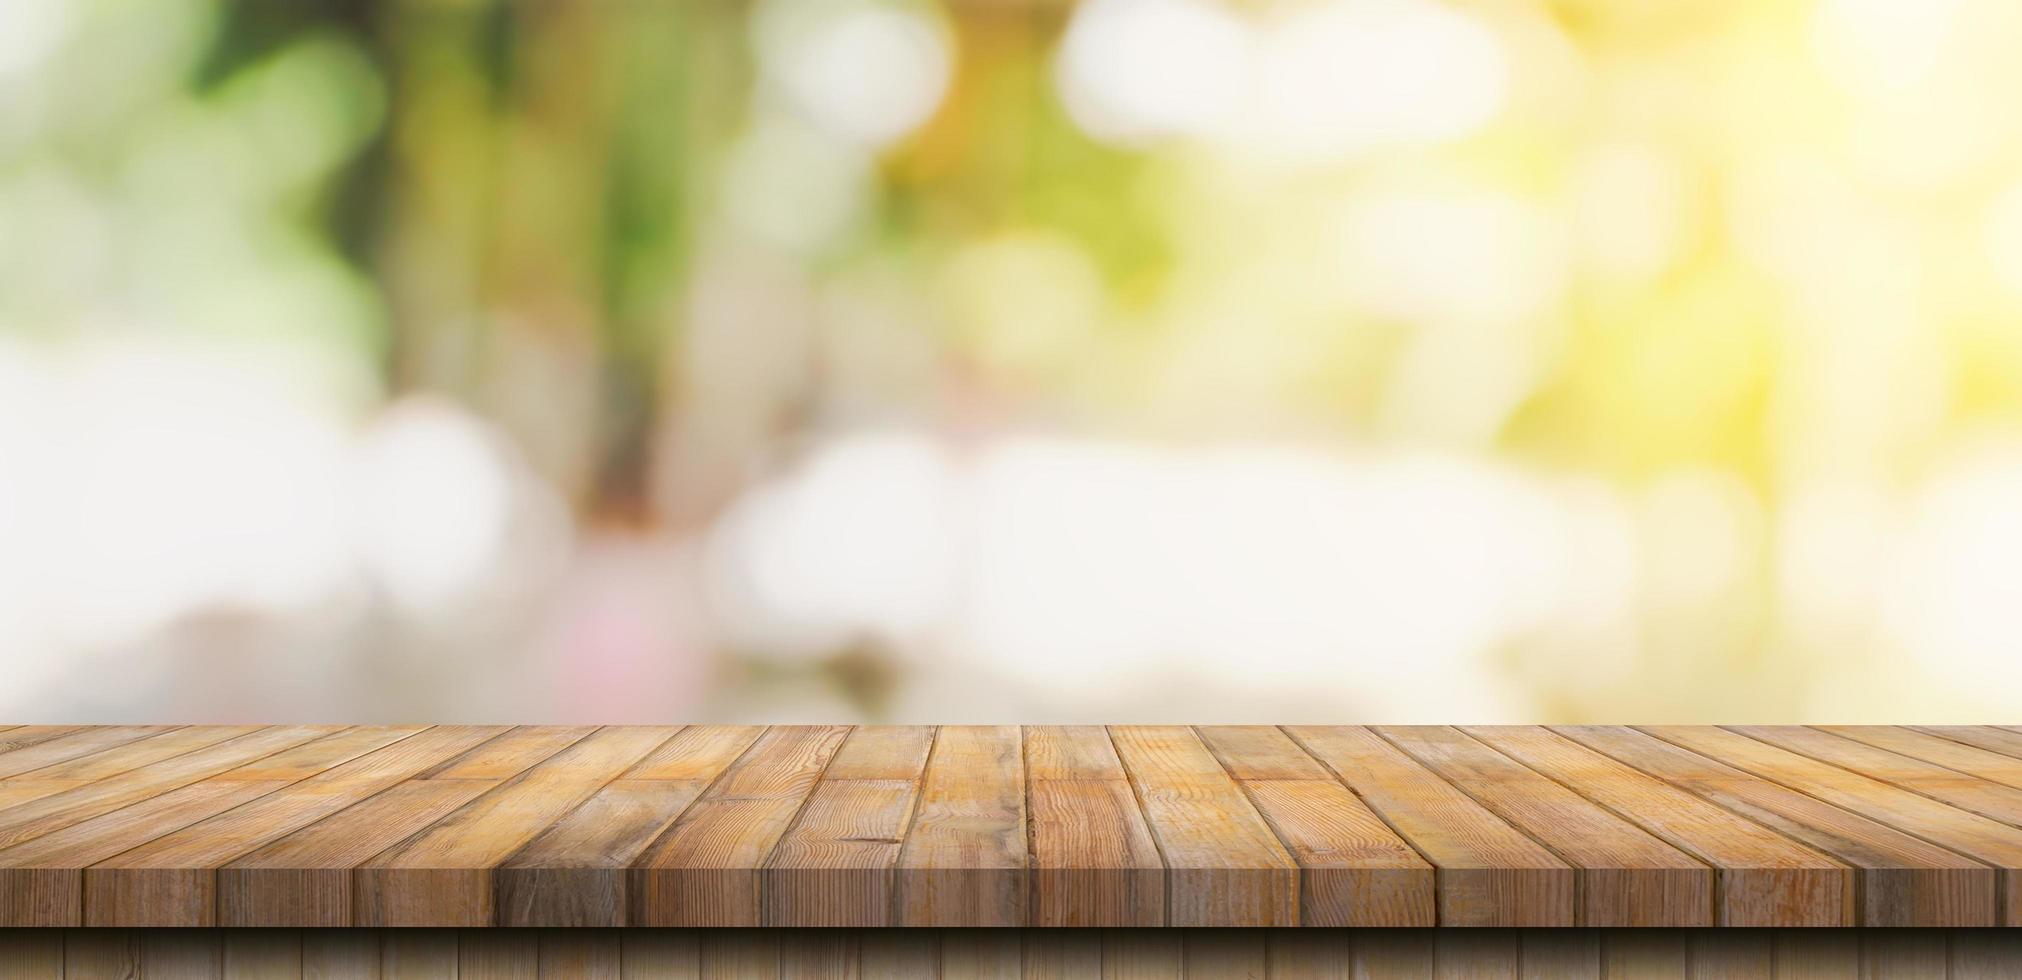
[64,928,141,979]
[1953,929,2022,980]
[1522,930,1599,979]
[1027,726,1162,927]
[418,725,594,779]
[0,928,63,979]
[0,779,289,926]
[1689,930,1771,979]
[1860,930,1946,979]
[222,929,301,979]
[1599,930,1687,979]
[1198,725,1432,927]
[699,929,779,980]
[497,781,710,928]
[302,929,381,978]
[1378,726,1710,927]
[1189,931,1267,978]
[621,930,700,979]
[1022,930,1099,980]
[631,725,851,926]
[1916,726,2022,760]
[1356,929,1436,978]
[1772,929,1859,979]
[0,727,82,754]
[356,726,678,926]
[1833,726,2022,791]
[862,930,938,978]
[763,726,932,926]
[1266,930,1346,978]
[496,722,758,928]
[0,726,170,779]
[381,929,457,979]
[0,726,334,850]
[16,726,264,782]
[1099,930,1178,980]
[142,929,221,977]
[1287,726,1575,927]
[220,779,497,927]
[777,930,856,979]
[762,775,919,927]
[1556,726,1996,927]
[1463,725,1851,926]
[895,725,1026,927]
[459,931,537,979]
[85,726,500,926]
[1643,725,2022,925]
[1435,930,1521,979]
[540,929,622,979]
[1735,726,2022,825]
[1109,726,1298,926]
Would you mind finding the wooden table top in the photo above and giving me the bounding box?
[0,724,2018,929]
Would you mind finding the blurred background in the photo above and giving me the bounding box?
[4,0,2022,723]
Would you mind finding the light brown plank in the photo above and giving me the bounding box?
[1380,726,1709,927]
[355,725,678,926]
[763,726,932,926]
[1735,726,2022,826]
[497,723,757,928]
[1916,726,2022,761]
[762,776,918,927]
[1644,725,2022,925]
[1689,930,1771,979]
[1556,726,1995,927]
[0,728,82,755]
[418,725,594,779]
[15,726,263,782]
[220,779,496,927]
[1464,725,1850,926]
[895,726,1026,927]
[1830,727,2022,792]
[631,725,851,926]
[0,726,334,851]
[85,726,499,926]
[1109,726,1297,926]
[1198,725,1433,927]
[0,726,171,780]
[1266,929,1346,978]
[498,781,709,927]
[1435,930,1521,979]
[1288,726,1575,927]
[1028,726,1162,927]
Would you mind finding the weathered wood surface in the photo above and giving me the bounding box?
[0,928,2013,978]
[2,726,2021,927]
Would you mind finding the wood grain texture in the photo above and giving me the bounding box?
[630,725,851,927]
[1287,726,1575,926]
[1556,726,1996,927]
[1642,725,2022,925]
[1461,726,1850,927]
[2,725,2021,929]
[1109,726,1298,926]
[1378,726,1711,927]
[896,726,1026,927]
[356,726,678,926]
[1198,726,1433,927]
